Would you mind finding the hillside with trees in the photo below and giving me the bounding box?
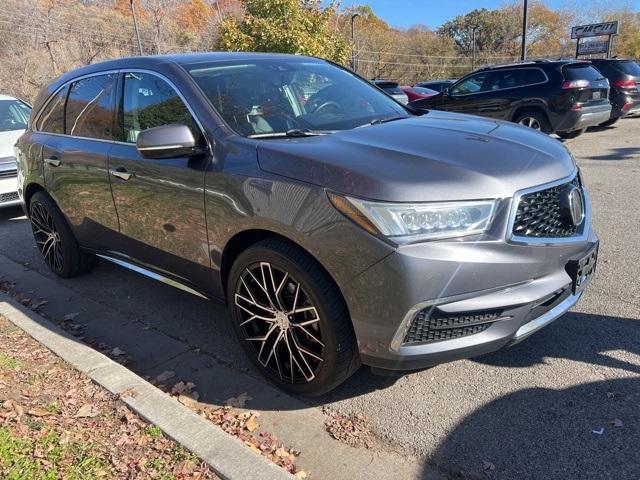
[0,0,638,103]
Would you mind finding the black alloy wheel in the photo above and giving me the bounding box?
[228,238,359,396]
[29,191,98,278]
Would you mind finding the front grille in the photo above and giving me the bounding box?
[0,192,19,203]
[0,168,17,179]
[403,309,504,344]
[512,176,581,238]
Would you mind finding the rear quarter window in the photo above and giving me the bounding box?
[612,61,640,77]
[562,64,604,82]
[36,87,67,134]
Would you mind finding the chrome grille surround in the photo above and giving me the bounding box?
[507,169,591,245]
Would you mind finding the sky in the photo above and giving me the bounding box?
[335,0,640,29]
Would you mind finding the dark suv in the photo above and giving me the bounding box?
[409,59,611,139]
[589,58,640,126]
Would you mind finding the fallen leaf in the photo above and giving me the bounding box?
[294,471,309,479]
[64,312,80,321]
[611,419,623,428]
[173,459,197,476]
[178,395,199,412]
[111,347,126,357]
[225,392,253,407]
[245,416,260,432]
[482,461,496,471]
[28,408,52,417]
[155,371,176,382]
[75,404,100,418]
[120,388,139,399]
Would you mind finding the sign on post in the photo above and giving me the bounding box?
[571,21,619,39]
[578,41,610,55]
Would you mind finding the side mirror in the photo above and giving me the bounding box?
[136,124,197,159]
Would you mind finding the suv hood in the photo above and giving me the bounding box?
[256,112,576,202]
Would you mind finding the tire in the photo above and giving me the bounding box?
[556,129,586,140]
[514,111,551,133]
[227,238,360,396]
[598,117,620,127]
[29,191,99,278]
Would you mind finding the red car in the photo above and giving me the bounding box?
[400,86,438,103]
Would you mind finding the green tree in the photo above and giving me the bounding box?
[437,8,521,60]
[215,0,349,64]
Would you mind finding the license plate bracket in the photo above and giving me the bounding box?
[567,242,599,295]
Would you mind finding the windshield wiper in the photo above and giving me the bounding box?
[248,128,323,139]
[357,116,409,128]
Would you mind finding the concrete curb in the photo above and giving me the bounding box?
[0,293,294,480]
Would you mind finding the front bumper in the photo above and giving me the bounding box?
[341,229,599,373]
[0,156,20,208]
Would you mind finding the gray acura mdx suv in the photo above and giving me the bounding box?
[17,53,598,396]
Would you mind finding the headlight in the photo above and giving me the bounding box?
[329,193,498,244]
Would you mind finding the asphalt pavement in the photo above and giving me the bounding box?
[1,118,639,479]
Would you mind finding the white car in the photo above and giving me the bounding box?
[0,94,31,208]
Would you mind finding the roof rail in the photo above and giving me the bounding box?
[479,58,557,70]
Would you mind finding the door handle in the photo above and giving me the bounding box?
[109,168,132,181]
[44,157,61,167]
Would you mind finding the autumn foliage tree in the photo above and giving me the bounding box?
[215,0,349,64]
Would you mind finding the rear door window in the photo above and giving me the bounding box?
[66,74,117,140]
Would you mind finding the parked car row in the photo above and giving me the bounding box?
[409,58,638,139]
[15,52,598,395]
[0,94,31,208]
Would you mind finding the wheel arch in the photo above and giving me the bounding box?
[23,181,47,217]
[511,104,551,124]
[220,229,339,303]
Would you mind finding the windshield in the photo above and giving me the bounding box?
[183,57,409,137]
[0,99,31,132]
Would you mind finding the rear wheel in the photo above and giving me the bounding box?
[227,238,360,396]
[514,111,551,133]
[29,191,99,278]
[556,129,586,140]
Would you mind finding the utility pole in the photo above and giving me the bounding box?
[351,13,360,72]
[521,0,528,60]
[472,25,479,71]
[130,0,143,56]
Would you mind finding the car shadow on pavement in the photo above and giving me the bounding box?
[0,205,25,221]
[419,311,640,479]
[471,311,639,375]
[583,146,640,161]
[425,376,639,479]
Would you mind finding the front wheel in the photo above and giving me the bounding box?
[556,129,586,140]
[29,191,99,278]
[514,111,551,133]
[227,238,360,396]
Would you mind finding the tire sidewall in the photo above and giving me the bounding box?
[30,191,77,278]
[227,242,342,396]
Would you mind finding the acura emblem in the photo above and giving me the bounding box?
[557,184,585,227]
